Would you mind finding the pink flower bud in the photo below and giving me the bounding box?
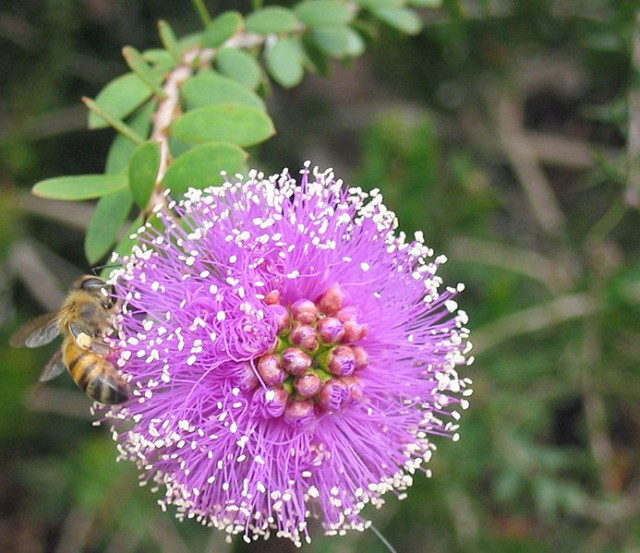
[238,361,259,390]
[294,372,321,398]
[316,317,345,344]
[336,305,359,322]
[284,398,315,426]
[269,304,291,333]
[343,375,364,402]
[291,299,318,324]
[281,347,313,376]
[253,386,288,418]
[316,283,345,315]
[351,345,369,370]
[290,323,319,352]
[343,320,368,342]
[328,345,356,376]
[264,290,281,305]
[317,379,349,412]
[257,354,286,385]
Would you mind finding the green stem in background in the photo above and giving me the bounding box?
[584,196,627,249]
[627,9,640,208]
[191,0,212,26]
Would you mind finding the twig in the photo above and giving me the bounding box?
[449,236,575,292]
[146,33,263,215]
[525,131,611,170]
[626,9,640,207]
[16,189,94,231]
[148,515,191,553]
[24,387,94,419]
[8,239,68,311]
[495,92,567,237]
[471,293,599,355]
[54,506,96,553]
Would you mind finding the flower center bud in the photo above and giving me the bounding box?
[251,283,368,424]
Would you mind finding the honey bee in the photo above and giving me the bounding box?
[10,275,129,405]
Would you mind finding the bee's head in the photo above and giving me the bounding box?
[75,276,117,310]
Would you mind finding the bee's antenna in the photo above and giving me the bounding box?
[91,263,122,275]
[369,523,398,553]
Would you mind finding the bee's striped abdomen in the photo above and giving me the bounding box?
[63,340,129,405]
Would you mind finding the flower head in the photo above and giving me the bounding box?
[106,165,472,545]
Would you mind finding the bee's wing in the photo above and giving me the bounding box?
[9,312,61,348]
[39,349,66,382]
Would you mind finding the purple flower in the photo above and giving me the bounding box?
[105,165,472,546]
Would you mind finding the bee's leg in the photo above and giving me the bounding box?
[88,338,113,356]
[68,322,95,349]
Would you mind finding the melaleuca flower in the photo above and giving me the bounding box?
[105,165,472,546]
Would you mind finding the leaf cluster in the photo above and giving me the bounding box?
[30,0,433,265]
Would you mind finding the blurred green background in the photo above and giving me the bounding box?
[2,0,640,552]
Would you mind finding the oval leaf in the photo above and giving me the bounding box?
[162,142,247,194]
[142,48,175,71]
[158,20,181,61]
[356,0,404,9]
[294,0,354,27]
[345,26,366,56]
[122,46,166,98]
[311,27,353,58]
[182,71,266,111]
[202,11,243,48]
[170,104,275,147]
[33,175,128,200]
[216,48,262,90]
[88,73,153,130]
[85,188,133,264]
[105,102,156,175]
[266,37,305,88]
[246,7,299,35]
[103,214,144,276]
[129,141,161,209]
[373,7,423,34]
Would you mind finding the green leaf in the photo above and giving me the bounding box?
[356,0,404,9]
[311,26,360,58]
[202,11,243,48]
[179,31,205,51]
[407,0,440,6]
[345,27,366,56]
[245,7,299,34]
[162,142,247,194]
[122,46,166,98]
[85,188,133,264]
[129,141,161,209]
[216,48,262,90]
[33,175,128,200]
[88,73,154,130]
[158,20,182,61]
[170,104,275,147]
[302,35,331,75]
[142,48,175,71]
[266,37,305,88]
[182,71,266,111]
[105,102,155,174]
[294,0,354,27]
[104,215,144,275]
[373,7,423,34]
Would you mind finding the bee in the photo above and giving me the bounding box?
[10,275,129,405]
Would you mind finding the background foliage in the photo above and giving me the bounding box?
[1,0,640,552]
